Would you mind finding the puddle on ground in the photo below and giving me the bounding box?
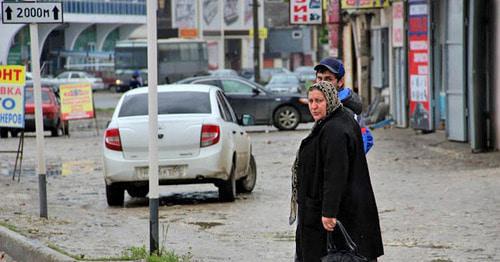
[188,221,224,230]
[125,191,221,208]
[0,160,97,178]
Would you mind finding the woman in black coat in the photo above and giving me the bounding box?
[290,81,383,261]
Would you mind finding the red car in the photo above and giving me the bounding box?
[0,87,68,138]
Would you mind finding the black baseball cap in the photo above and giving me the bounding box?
[314,57,345,78]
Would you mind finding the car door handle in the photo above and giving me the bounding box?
[232,131,236,134]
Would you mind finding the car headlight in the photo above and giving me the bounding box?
[115,79,122,85]
[299,98,308,105]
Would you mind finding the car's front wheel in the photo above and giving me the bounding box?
[106,183,124,206]
[237,155,257,193]
[0,128,8,138]
[273,106,300,130]
[127,185,149,198]
[218,163,236,202]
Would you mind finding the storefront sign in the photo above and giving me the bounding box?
[60,83,94,120]
[408,0,432,130]
[0,65,25,128]
[392,1,404,47]
[341,0,389,9]
[290,0,323,25]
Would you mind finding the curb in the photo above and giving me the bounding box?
[0,226,75,262]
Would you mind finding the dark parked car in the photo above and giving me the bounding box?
[0,87,68,138]
[265,74,302,94]
[177,76,313,130]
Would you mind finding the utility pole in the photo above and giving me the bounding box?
[252,0,260,83]
[147,0,159,255]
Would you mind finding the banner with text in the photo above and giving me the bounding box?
[341,0,390,9]
[290,0,323,25]
[0,65,25,128]
[60,83,94,121]
[408,0,432,131]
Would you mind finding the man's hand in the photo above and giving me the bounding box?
[322,216,337,231]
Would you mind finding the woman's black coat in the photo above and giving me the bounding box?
[295,107,383,261]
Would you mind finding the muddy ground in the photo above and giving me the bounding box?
[0,114,499,261]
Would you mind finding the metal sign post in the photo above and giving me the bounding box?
[147,0,159,255]
[2,1,64,218]
[29,22,48,218]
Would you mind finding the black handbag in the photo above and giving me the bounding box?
[320,221,368,262]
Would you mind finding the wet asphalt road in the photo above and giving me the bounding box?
[0,116,500,261]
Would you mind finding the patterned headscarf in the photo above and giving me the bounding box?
[289,81,342,225]
[308,81,342,117]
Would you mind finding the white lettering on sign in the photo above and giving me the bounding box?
[1,2,63,24]
[410,41,428,51]
[409,4,428,16]
[418,65,428,75]
[414,53,428,63]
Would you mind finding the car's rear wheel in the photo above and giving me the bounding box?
[127,186,149,198]
[0,128,8,138]
[219,163,236,202]
[237,155,257,193]
[10,129,19,138]
[106,183,124,206]
[273,106,300,130]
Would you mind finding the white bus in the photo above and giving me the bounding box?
[113,38,208,91]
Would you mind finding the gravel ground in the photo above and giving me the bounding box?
[0,118,499,261]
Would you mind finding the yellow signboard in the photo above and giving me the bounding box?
[0,65,25,128]
[249,28,268,39]
[0,65,25,85]
[60,83,95,120]
[341,0,390,9]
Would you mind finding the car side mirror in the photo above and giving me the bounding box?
[252,88,260,96]
[239,114,255,126]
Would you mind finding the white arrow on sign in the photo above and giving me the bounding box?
[1,2,63,24]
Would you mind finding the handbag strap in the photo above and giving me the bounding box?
[326,220,360,254]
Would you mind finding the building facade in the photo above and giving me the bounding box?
[333,0,499,151]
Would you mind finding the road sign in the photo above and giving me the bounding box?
[1,2,63,24]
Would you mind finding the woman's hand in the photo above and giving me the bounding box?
[322,216,337,231]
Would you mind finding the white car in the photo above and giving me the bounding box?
[103,84,257,206]
[48,71,105,91]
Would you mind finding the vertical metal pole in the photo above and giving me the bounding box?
[147,0,159,254]
[197,0,203,39]
[30,23,48,218]
[219,0,225,69]
[252,0,260,83]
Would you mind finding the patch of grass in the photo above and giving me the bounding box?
[121,245,192,262]
[0,221,21,234]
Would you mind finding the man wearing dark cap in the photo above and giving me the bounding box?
[314,56,373,153]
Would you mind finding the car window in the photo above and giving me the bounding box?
[25,90,52,103]
[57,72,69,79]
[215,92,230,121]
[70,73,80,79]
[220,93,237,122]
[196,79,220,88]
[118,91,211,117]
[222,80,253,94]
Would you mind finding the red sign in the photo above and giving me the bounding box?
[408,1,432,130]
[290,0,323,25]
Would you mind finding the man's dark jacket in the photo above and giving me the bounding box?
[341,89,362,115]
[295,107,383,261]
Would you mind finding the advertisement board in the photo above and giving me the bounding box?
[0,65,25,128]
[60,83,94,120]
[290,0,323,25]
[392,1,404,47]
[341,0,389,9]
[408,0,432,130]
